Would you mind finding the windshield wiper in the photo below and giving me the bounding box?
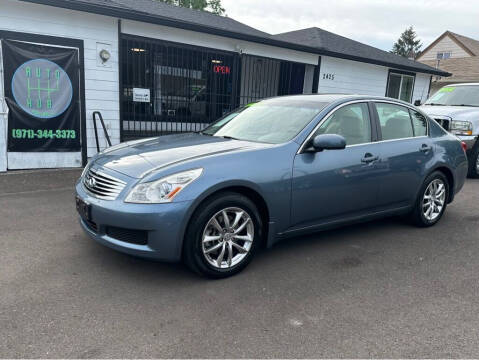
[425,103,446,106]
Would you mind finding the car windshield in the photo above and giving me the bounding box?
[425,85,479,107]
[201,100,327,144]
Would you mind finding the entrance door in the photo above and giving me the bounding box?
[1,39,82,170]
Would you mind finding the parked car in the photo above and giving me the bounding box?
[419,83,479,177]
[76,95,468,278]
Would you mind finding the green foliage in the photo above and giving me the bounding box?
[391,26,422,59]
[155,0,225,15]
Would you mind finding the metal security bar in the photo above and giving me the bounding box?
[120,35,311,141]
[239,55,306,106]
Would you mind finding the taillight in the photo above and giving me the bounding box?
[461,141,467,153]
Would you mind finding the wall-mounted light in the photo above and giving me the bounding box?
[211,59,223,64]
[99,49,111,63]
[131,48,146,53]
[235,45,244,54]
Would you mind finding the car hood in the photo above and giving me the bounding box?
[93,133,268,179]
[420,105,479,120]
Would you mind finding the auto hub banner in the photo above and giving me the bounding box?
[1,39,80,152]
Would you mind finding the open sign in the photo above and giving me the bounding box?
[213,65,231,74]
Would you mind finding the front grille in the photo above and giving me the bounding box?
[434,118,450,131]
[106,226,148,245]
[83,168,127,201]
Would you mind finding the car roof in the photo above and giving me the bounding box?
[259,94,415,107]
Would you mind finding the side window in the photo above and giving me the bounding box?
[316,103,371,146]
[409,110,428,137]
[375,103,413,141]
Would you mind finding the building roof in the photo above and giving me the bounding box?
[20,0,449,76]
[449,32,479,56]
[89,0,271,38]
[273,27,448,76]
[417,31,479,60]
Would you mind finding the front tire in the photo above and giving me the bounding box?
[467,143,479,178]
[183,192,263,278]
[410,171,449,227]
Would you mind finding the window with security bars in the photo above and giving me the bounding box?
[120,36,311,141]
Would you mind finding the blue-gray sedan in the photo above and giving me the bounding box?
[76,95,468,278]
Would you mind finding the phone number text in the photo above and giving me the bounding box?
[12,129,77,139]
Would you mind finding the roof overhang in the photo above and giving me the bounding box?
[18,0,450,77]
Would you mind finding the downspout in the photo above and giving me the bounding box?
[0,40,8,172]
[118,18,123,143]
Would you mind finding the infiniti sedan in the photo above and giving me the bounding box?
[76,95,468,278]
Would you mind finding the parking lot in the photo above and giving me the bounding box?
[0,169,478,358]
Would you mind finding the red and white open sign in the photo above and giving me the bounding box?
[213,65,231,74]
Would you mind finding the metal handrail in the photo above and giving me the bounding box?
[92,111,112,152]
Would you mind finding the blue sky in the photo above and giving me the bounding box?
[222,0,479,52]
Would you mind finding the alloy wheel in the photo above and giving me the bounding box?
[422,179,446,221]
[202,207,254,269]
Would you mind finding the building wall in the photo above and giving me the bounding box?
[121,20,319,65]
[418,35,472,61]
[303,64,315,93]
[421,57,479,84]
[317,56,431,103]
[0,0,120,160]
[412,73,432,103]
[318,56,389,95]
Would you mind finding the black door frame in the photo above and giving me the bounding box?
[0,30,87,166]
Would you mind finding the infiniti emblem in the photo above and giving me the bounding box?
[88,177,96,188]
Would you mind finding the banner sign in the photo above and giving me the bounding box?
[2,40,80,152]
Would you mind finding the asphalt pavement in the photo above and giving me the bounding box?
[1,169,478,358]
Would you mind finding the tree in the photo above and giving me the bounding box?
[391,26,422,59]
[155,0,225,15]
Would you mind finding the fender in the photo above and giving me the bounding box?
[175,179,276,257]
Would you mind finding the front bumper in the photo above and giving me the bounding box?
[76,180,193,262]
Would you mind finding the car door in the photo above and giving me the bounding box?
[291,102,382,229]
[373,101,434,208]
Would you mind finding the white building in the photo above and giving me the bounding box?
[0,0,448,171]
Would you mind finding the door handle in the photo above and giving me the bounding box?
[420,144,432,153]
[361,153,379,163]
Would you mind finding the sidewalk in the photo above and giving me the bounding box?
[0,168,82,195]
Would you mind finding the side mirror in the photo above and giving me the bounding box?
[309,134,346,152]
[414,100,422,106]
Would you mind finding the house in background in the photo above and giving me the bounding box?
[417,31,479,94]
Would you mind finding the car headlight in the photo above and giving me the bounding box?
[125,168,203,204]
[450,120,473,136]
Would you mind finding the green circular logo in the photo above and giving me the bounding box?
[12,59,73,119]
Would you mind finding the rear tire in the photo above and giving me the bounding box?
[467,143,479,178]
[410,171,449,227]
[183,192,263,278]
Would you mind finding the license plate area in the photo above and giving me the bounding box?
[76,196,91,221]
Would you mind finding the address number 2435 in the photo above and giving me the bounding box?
[322,73,335,80]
